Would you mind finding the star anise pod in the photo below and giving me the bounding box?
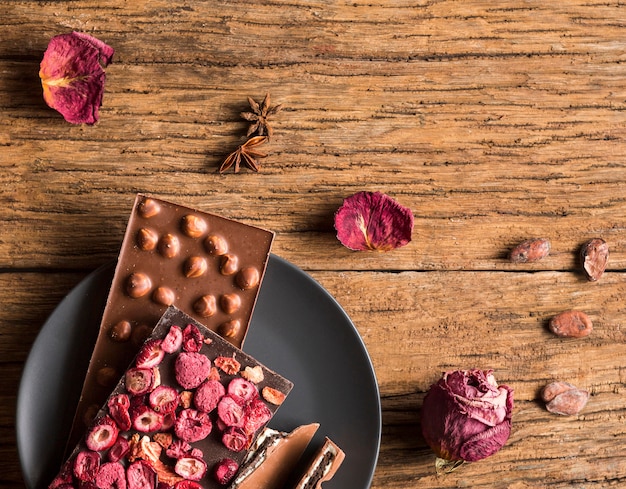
[240,93,282,139]
[219,136,268,173]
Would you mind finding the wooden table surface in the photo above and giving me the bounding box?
[3,1,626,488]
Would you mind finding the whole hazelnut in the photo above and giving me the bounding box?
[220,293,242,314]
[236,267,260,290]
[184,256,208,278]
[158,233,180,259]
[220,254,239,276]
[96,366,118,387]
[136,228,158,251]
[219,319,241,339]
[137,198,161,218]
[204,234,229,256]
[109,320,132,342]
[125,272,152,298]
[193,295,217,317]
[153,286,176,306]
[181,215,208,238]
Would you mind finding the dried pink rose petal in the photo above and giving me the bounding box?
[421,369,514,473]
[39,31,114,124]
[334,191,413,251]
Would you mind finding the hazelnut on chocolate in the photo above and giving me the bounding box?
[125,273,152,298]
[236,267,260,290]
[193,295,217,317]
[184,256,208,278]
[136,228,158,251]
[219,319,241,339]
[181,215,208,238]
[96,366,118,387]
[205,234,229,256]
[153,286,176,306]
[158,233,180,259]
[220,293,242,314]
[109,320,132,342]
[220,254,239,276]
[138,198,161,218]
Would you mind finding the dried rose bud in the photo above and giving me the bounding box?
[39,32,114,124]
[334,191,413,251]
[421,369,514,473]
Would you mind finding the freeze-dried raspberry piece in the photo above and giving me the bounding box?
[149,385,179,414]
[207,366,221,382]
[95,462,126,489]
[125,368,154,396]
[107,394,131,432]
[108,436,130,463]
[217,395,245,428]
[174,456,207,481]
[48,460,73,489]
[221,426,249,452]
[214,356,240,375]
[136,339,165,368]
[240,365,264,384]
[132,404,164,433]
[173,481,203,489]
[166,439,192,459]
[153,432,173,449]
[162,411,176,431]
[227,378,258,403]
[182,324,203,352]
[175,352,211,389]
[243,398,272,435]
[190,447,203,459]
[194,380,225,413]
[174,408,212,443]
[73,450,100,481]
[126,460,157,489]
[86,416,119,452]
[162,324,183,353]
[213,458,238,485]
[262,386,287,406]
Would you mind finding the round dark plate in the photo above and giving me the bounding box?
[17,254,381,489]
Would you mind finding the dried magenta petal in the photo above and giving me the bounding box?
[334,191,414,251]
[39,31,114,124]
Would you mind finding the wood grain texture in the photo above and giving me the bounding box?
[2,0,626,487]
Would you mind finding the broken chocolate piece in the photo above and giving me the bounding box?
[49,306,293,489]
[228,423,319,489]
[69,194,274,449]
[293,437,345,489]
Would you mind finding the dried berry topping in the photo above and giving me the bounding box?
[136,339,165,368]
[217,395,245,428]
[194,380,226,413]
[85,416,119,452]
[262,386,287,405]
[127,460,158,489]
[334,191,414,252]
[107,394,132,432]
[221,426,249,452]
[162,325,183,354]
[242,398,272,435]
[166,439,193,460]
[174,481,203,489]
[213,458,239,485]
[175,352,211,390]
[215,356,241,376]
[182,324,204,353]
[240,366,264,384]
[95,462,126,489]
[227,378,257,403]
[174,408,213,443]
[131,404,164,433]
[108,437,130,463]
[149,385,180,414]
[125,368,155,396]
[73,450,100,481]
[174,456,208,481]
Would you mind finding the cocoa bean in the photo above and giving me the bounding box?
[549,310,592,338]
[541,381,589,416]
[580,238,609,282]
[509,238,551,263]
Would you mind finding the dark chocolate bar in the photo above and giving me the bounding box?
[69,194,274,448]
[49,306,293,489]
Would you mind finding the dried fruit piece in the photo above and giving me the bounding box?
[131,405,164,433]
[334,191,413,252]
[194,380,226,413]
[243,398,272,435]
[262,386,287,405]
[182,324,204,353]
[227,378,257,402]
[509,238,551,263]
[175,352,211,389]
[136,339,165,368]
[175,408,213,443]
[127,460,158,489]
[162,325,183,353]
[125,367,155,395]
[213,458,239,485]
[241,365,264,384]
[549,310,593,338]
[215,356,242,376]
[107,394,131,432]
[149,385,179,414]
[580,238,609,282]
[73,450,100,481]
[166,439,193,459]
[85,416,119,452]
[217,395,245,428]
[541,381,589,416]
[174,481,203,489]
[174,456,207,481]
[108,437,130,463]
[221,426,249,452]
[96,462,126,489]
[39,32,114,124]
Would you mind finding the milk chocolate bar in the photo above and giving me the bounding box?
[49,306,293,489]
[293,438,345,489]
[228,423,320,489]
[70,194,274,447]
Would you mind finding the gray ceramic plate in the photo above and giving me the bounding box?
[17,254,381,489]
